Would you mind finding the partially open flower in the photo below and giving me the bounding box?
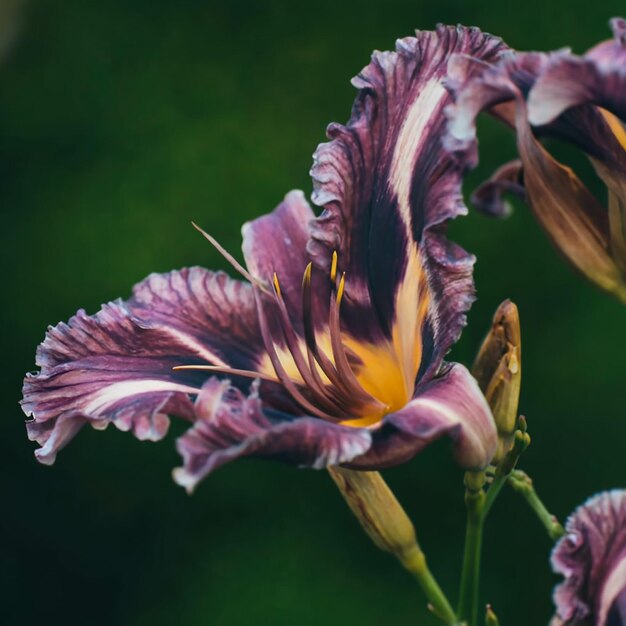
[551,490,626,626]
[22,26,502,491]
[445,18,626,304]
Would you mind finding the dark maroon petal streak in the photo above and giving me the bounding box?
[173,378,372,493]
[309,25,506,376]
[552,490,626,626]
[22,268,263,464]
[607,589,626,626]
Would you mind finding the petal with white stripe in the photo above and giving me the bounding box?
[22,268,262,464]
[308,26,506,379]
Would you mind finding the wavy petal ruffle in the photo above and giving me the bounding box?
[22,268,262,464]
[309,26,506,380]
[173,378,372,492]
[552,490,626,626]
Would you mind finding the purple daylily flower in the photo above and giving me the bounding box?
[552,490,626,626]
[22,25,501,492]
[445,18,626,304]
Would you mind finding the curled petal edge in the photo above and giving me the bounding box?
[173,378,373,493]
[348,362,497,471]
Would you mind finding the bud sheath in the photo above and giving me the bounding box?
[328,466,418,561]
[472,300,522,463]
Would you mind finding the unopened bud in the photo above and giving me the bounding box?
[472,300,522,464]
[485,604,500,626]
[328,466,419,566]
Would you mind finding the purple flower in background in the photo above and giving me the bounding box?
[445,18,626,303]
[22,25,501,492]
[552,490,626,626]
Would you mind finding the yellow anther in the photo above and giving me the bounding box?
[330,250,338,282]
[302,262,313,287]
[336,272,346,306]
[272,272,282,298]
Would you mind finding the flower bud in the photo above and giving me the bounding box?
[328,466,419,565]
[485,604,500,626]
[328,467,457,623]
[472,300,522,464]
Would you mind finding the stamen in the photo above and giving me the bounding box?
[172,364,281,383]
[299,264,353,409]
[272,272,282,298]
[328,273,387,411]
[303,261,313,284]
[336,271,346,304]
[330,250,338,282]
[301,261,353,393]
[269,273,350,417]
[192,222,269,293]
[253,285,339,421]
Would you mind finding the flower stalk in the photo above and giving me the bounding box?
[328,466,457,624]
[458,470,487,626]
[508,470,565,541]
[483,416,531,517]
[456,300,526,625]
[458,417,530,625]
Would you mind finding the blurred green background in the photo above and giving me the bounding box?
[1,1,624,625]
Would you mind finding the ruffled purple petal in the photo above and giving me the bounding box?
[241,190,329,325]
[346,362,496,470]
[445,52,544,166]
[308,25,506,374]
[529,18,626,125]
[22,268,262,464]
[446,49,626,300]
[446,48,626,174]
[470,159,525,217]
[525,20,626,281]
[552,490,626,626]
[127,267,262,371]
[173,378,372,492]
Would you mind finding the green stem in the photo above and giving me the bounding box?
[508,470,565,541]
[484,428,531,518]
[400,545,458,625]
[327,468,457,624]
[458,471,486,626]
[482,471,506,518]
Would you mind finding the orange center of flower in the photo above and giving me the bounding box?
[258,260,413,427]
[176,247,430,427]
